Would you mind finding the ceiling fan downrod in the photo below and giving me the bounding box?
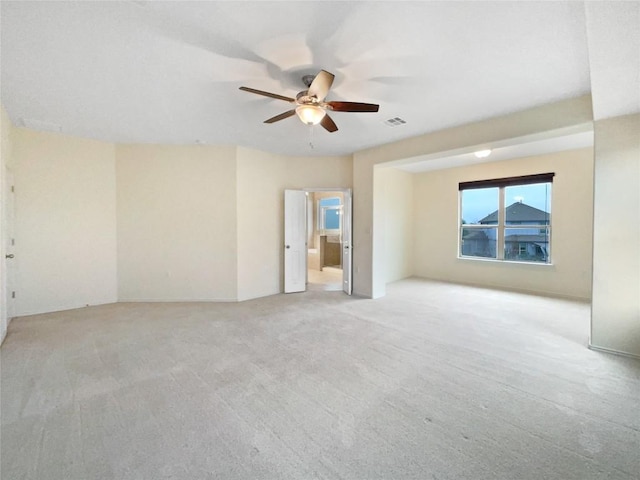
[302,74,316,88]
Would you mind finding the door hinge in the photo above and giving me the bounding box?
[11,185,14,193]
[11,238,15,246]
[11,291,15,299]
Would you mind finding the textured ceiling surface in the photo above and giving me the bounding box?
[0,1,607,156]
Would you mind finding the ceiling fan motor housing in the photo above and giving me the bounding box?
[296,90,318,105]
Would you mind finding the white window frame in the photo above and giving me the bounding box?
[458,173,554,264]
[317,199,342,235]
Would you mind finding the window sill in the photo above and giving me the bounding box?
[457,256,553,267]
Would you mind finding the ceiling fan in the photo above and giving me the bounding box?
[239,70,379,133]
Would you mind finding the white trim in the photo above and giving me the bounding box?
[457,256,555,267]
[302,187,351,194]
[411,275,589,302]
[117,298,238,303]
[588,344,640,360]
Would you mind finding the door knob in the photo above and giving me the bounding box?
[285,245,290,249]
[5,254,14,259]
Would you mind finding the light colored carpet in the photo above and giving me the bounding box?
[1,278,639,480]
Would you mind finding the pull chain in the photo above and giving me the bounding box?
[308,125,315,150]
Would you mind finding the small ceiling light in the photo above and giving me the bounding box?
[474,149,492,158]
[296,105,326,125]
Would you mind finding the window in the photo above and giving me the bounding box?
[459,173,553,264]
[318,197,342,233]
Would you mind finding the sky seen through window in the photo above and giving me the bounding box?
[462,183,551,224]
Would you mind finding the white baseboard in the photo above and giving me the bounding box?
[588,343,640,360]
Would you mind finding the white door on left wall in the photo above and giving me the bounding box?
[3,168,16,328]
[284,189,307,293]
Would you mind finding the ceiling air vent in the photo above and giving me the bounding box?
[384,117,407,127]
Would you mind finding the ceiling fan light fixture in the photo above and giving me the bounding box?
[295,104,326,125]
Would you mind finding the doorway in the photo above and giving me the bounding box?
[306,191,344,291]
[284,188,352,295]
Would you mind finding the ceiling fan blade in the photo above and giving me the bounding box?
[239,86,295,103]
[326,101,379,112]
[320,114,338,133]
[308,70,335,101]
[264,110,296,123]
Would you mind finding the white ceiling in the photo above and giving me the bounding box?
[0,1,633,159]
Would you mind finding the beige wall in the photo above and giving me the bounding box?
[1,105,14,341]
[353,95,593,298]
[591,113,640,357]
[236,147,285,301]
[12,128,117,315]
[236,147,352,301]
[412,148,594,299]
[116,144,238,301]
[4,113,636,361]
[282,154,353,189]
[4,136,352,310]
[378,167,414,283]
[353,154,377,297]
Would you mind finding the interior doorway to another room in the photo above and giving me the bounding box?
[306,191,344,291]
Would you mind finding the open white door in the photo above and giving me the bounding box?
[342,189,353,295]
[284,189,307,293]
